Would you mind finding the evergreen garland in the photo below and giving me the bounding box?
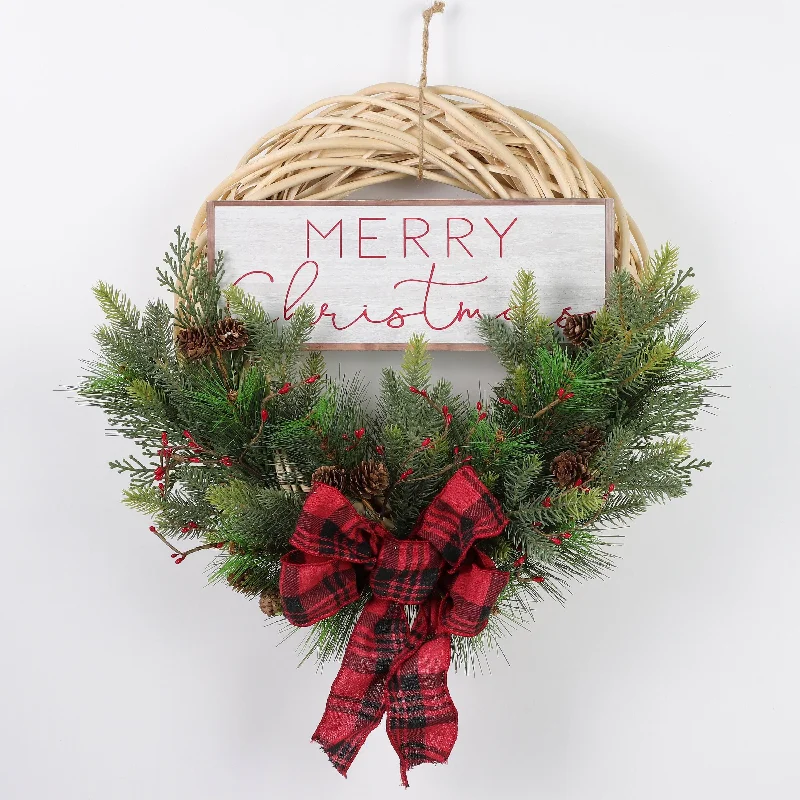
[75,231,718,672]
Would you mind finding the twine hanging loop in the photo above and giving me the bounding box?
[417,2,445,180]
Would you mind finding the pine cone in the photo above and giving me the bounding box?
[562,311,595,346]
[569,424,604,456]
[258,588,282,616]
[214,317,249,351]
[551,451,591,488]
[311,465,349,491]
[176,326,213,360]
[349,461,390,498]
[227,389,239,404]
[227,569,251,592]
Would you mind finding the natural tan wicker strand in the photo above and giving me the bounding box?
[191,83,647,276]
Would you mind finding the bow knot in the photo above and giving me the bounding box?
[279,466,509,785]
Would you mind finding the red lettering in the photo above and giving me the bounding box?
[484,217,518,257]
[284,260,319,319]
[446,217,474,257]
[403,217,430,257]
[358,217,386,259]
[306,220,343,259]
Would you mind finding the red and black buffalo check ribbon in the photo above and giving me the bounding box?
[279,466,509,785]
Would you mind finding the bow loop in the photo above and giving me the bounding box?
[279,551,360,627]
[291,482,382,565]
[413,466,508,567]
[440,550,509,637]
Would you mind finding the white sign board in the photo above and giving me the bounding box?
[208,200,613,350]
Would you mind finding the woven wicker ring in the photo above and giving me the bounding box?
[190,83,647,277]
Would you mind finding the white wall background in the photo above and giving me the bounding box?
[1,1,798,797]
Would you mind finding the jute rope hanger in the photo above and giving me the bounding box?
[191,5,648,277]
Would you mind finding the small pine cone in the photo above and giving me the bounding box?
[562,312,595,346]
[227,389,239,404]
[551,451,591,488]
[214,317,249,351]
[227,569,251,592]
[311,465,349,491]
[176,326,213,361]
[495,429,506,443]
[569,424,604,456]
[258,588,282,616]
[349,461,390,498]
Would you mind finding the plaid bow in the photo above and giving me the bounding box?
[279,466,509,785]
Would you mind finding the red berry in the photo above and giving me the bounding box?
[421,437,432,448]
[174,557,184,565]
[542,496,552,508]
[354,428,365,440]
[305,374,321,384]
[562,532,572,540]
[261,409,268,422]
[161,432,169,446]
[375,445,385,455]
[477,412,488,422]
[574,478,583,488]
[219,456,233,467]
[189,457,201,463]
[550,536,562,545]
[557,388,565,399]
[532,576,545,583]
[154,466,166,482]
[476,401,483,411]
[608,483,615,492]
[399,469,414,481]
[149,525,157,533]
[182,430,192,439]
[170,553,178,559]
[277,382,292,395]
[513,554,526,568]
[453,446,460,455]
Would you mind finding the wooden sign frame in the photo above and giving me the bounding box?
[207,198,614,351]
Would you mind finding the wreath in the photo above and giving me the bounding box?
[76,228,718,783]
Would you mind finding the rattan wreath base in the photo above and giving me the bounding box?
[190,83,647,277]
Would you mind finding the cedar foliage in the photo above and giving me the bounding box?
[76,233,718,673]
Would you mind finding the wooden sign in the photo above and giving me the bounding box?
[208,199,613,350]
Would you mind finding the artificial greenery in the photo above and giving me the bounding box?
[76,232,718,673]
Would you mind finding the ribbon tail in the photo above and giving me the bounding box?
[386,599,457,787]
[312,597,408,778]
